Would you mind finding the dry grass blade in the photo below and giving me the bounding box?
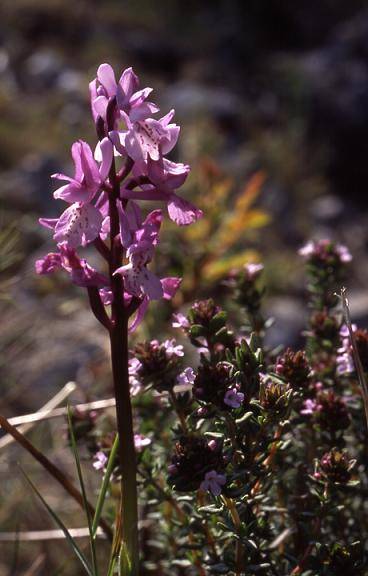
[7,397,116,428]
[0,528,105,541]
[341,287,368,430]
[0,381,77,450]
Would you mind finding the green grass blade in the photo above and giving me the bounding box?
[67,406,99,576]
[20,468,94,576]
[106,551,118,576]
[92,434,119,538]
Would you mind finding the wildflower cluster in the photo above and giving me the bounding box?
[36,63,201,331]
[107,237,366,575]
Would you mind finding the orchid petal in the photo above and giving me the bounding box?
[97,63,117,96]
[98,137,113,180]
[167,194,203,225]
[53,203,103,248]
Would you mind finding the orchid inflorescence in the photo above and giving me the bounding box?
[36,63,202,331]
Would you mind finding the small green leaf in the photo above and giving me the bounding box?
[209,311,227,333]
[189,324,207,338]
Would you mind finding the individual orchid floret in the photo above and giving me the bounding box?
[118,202,162,250]
[121,157,202,226]
[89,63,159,125]
[52,139,112,204]
[100,275,181,333]
[113,204,164,299]
[51,202,104,248]
[223,387,245,409]
[200,470,226,497]
[146,157,202,225]
[36,242,108,288]
[40,139,113,248]
[114,242,163,300]
[123,109,180,164]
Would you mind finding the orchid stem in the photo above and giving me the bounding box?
[108,147,139,574]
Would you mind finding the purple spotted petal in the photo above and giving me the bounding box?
[54,203,103,248]
[139,268,164,300]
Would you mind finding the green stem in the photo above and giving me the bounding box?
[109,314,138,575]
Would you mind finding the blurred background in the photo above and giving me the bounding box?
[2,0,368,573]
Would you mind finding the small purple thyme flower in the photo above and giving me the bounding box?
[163,339,184,358]
[93,451,108,471]
[298,239,352,264]
[172,312,190,329]
[134,434,151,452]
[223,388,245,409]
[128,358,143,396]
[301,398,318,416]
[200,470,226,497]
[176,366,195,390]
